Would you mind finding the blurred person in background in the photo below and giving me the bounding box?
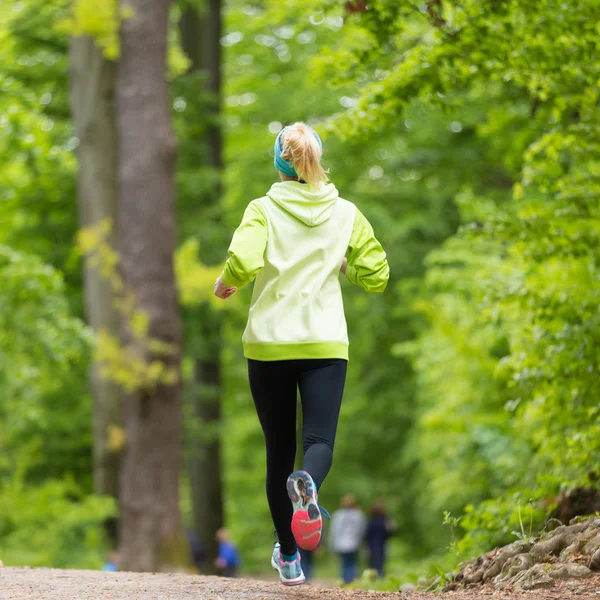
[214,528,240,577]
[365,499,396,577]
[102,552,119,572]
[299,548,314,582]
[186,528,206,572]
[329,494,366,584]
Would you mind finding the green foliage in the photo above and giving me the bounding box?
[0,0,81,314]
[455,495,545,559]
[0,247,113,568]
[61,0,122,59]
[78,221,180,393]
[317,0,600,572]
[176,238,229,309]
[0,246,93,482]
[0,473,115,568]
[0,245,90,386]
[215,0,548,570]
[2,0,599,582]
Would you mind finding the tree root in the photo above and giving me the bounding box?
[447,515,600,592]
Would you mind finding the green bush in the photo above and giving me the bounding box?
[0,473,115,568]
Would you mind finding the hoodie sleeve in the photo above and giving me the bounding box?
[220,201,268,288]
[345,208,389,293]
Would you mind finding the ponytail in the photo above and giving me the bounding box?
[275,122,329,187]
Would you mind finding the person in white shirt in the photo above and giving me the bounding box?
[329,494,366,583]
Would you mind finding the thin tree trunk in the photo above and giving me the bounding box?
[180,0,222,179]
[116,0,185,572]
[69,36,122,512]
[189,345,224,573]
[180,0,224,574]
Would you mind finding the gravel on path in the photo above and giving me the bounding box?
[2,567,600,600]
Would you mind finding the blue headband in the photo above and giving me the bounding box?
[274,125,323,177]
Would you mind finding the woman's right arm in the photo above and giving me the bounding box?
[345,208,389,293]
[220,201,268,289]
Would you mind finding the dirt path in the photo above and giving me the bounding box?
[2,568,600,600]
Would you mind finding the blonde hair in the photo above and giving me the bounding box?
[280,122,329,187]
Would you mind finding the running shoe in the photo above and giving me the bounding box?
[286,470,323,551]
[271,543,305,586]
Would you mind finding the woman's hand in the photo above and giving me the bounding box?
[340,257,348,275]
[214,276,236,299]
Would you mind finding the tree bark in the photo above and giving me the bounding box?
[116,0,185,572]
[69,36,122,510]
[180,0,222,163]
[189,346,224,573]
[180,0,224,574]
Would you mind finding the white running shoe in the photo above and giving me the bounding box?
[271,543,306,586]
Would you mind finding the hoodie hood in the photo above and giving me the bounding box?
[266,181,339,227]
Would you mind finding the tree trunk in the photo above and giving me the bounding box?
[69,36,122,511]
[116,0,185,572]
[189,343,224,573]
[181,0,223,165]
[180,0,224,574]
[180,0,222,171]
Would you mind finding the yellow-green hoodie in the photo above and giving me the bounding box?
[221,181,389,361]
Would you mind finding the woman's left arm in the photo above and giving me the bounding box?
[344,208,389,294]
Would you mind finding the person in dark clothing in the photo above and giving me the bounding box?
[299,549,314,582]
[365,500,396,577]
[186,529,206,571]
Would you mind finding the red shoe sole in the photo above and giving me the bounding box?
[291,508,322,551]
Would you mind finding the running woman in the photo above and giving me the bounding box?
[214,122,389,586]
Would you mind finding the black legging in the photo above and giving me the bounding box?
[248,358,347,555]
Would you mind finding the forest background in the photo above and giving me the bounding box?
[1,0,598,588]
